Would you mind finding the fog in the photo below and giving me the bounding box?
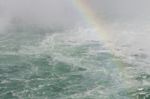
[89,0,150,21]
[0,0,81,30]
[1,0,150,28]
[0,0,150,30]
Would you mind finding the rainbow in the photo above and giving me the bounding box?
[71,0,111,43]
[71,0,128,70]
[69,0,129,91]
[69,0,120,55]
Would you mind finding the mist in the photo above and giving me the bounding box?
[0,0,82,31]
[1,0,150,30]
[88,0,150,22]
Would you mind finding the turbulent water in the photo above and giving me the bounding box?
[0,24,150,99]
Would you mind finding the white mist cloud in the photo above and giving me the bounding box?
[1,0,150,29]
[87,0,150,21]
[0,0,81,29]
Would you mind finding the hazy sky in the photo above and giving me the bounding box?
[89,0,150,20]
[0,0,150,28]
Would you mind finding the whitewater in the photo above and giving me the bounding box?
[0,20,150,99]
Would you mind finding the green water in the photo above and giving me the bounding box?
[0,27,150,99]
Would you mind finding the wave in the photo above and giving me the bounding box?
[0,25,150,99]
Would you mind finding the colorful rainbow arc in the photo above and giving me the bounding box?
[69,0,130,94]
[70,0,121,58]
[71,0,110,42]
[75,0,130,71]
